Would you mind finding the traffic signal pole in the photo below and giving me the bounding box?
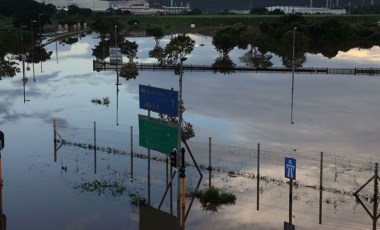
[180,148,186,230]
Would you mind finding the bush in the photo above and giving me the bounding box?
[195,187,236,212]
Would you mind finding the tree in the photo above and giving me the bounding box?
[145,27,164,47]
[189,8,202,15]
[0,58,18,79]
[158,34,195,66]
[212,55,236,75]
[250,7,268,15]
[121,40,138,63]
[157,34,195,140]
[92,17,123,35]
[212,26,248,55]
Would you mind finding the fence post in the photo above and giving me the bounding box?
[94,121,97,174]
[257,143,260,211]
[53,120,57,162]
[319,152,323,224]
[130,126,134,180]
[208,137,212,188]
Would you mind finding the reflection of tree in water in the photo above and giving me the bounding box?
[92,34,139,80]
[281,53,306,69]
[149,46,163,60]
[212,55,236,75]
[239,46,273,69]
[120,39,138,80]
[146,27,165,61]
[0,59,18,80]
[92,37,113,60]
[0,30,51,79]
[59,36,79,45]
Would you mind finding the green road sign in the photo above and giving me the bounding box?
[139,115,178,155]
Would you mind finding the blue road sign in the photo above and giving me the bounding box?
[285,157,296,180]
[139,85,178,117]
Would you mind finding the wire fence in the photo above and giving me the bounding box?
[53,119,378,229]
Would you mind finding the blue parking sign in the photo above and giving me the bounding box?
[285,157,296,180]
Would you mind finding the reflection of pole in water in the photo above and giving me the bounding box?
[55,40,58,64]
[21,24,30,103]
[148,110,151,205]
[291,27,296,125]
[39,13,43,73]
[116,83,119,126]
[114,25,121,126]
[31,20,36,83]
[22,77,29,103]
[0,131,6,229]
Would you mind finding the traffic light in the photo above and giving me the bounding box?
[169,149,177,168]
[0,131,3,151]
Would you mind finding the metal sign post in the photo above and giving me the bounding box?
[285,157,296,229]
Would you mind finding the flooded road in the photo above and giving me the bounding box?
[0,34,380,229]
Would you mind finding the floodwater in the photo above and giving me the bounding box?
[1,33,380,229]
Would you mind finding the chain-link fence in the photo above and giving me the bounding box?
[53,120,378,229]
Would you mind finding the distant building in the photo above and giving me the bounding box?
[266,6,346,14]
[34,0,191,14]
[34,0,109,11]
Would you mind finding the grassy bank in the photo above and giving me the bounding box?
[117,14,380,34]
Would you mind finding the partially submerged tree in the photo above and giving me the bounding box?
[158,33,195,66]
[145,27,164,47]
[157,34,195,140]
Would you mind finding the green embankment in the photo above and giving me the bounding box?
[117,14,380,34]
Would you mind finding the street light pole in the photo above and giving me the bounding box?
[291,27,297,125]
[31,20,36,82]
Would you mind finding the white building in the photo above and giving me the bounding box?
[266,6,346,15]
[34,0,110,11]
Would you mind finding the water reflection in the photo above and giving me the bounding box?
[239,47,273,69]
[211,55,236,75]
[0,27,52,80]
[1,33,380,229]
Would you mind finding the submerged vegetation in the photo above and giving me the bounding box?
[74,179,147,206]
[91,97,110,107]
[195,186,236,213]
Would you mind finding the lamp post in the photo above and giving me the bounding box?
[31,19,36,82]
[39,13,43,73]
[291,27,297,125]
[177,57,187,230]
